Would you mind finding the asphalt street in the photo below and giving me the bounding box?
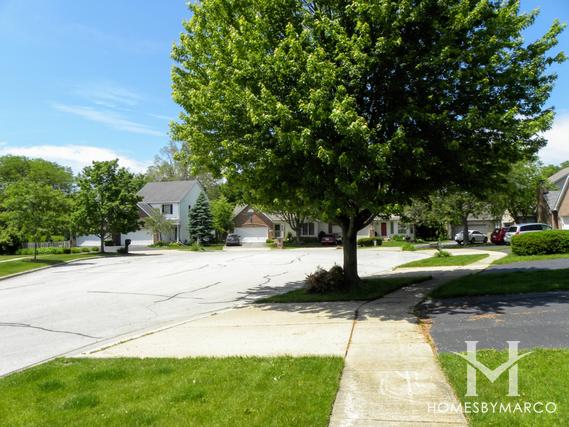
[0,247,426,376]
[428,291,569,352]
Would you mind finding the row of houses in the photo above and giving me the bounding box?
[76,166,569,247]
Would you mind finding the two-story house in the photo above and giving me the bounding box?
[538,167,569,230]
[77,180,205,247]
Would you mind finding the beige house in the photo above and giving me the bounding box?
[232,205,415,243]
[538,167,569,230]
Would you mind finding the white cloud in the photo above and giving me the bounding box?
[75,82,142,108]
[52,103,163,137]
[0,144,150,173]
[540,113,569,164]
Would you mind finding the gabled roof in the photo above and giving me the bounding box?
[544,191,561,210]
[138,180,198,203]
[232,204,247,219]
[548,167,569,186]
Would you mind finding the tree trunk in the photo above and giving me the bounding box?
[462,216,469,246]
[342,219,360,288]
[33,241,38,261]
[100,228,105,253]
[294,226,302,243]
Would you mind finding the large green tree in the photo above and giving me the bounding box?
[172,0,564,286]
[0,182,70,259]
[211,195,234,239]
[74,160,142,253]
[0,155,73,192]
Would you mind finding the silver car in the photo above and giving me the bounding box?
[504,223,552,244]
[454,230,488,245]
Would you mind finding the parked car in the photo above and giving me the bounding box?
[504,223,552,244]
[490,227,507,245]
[320,233,342,245]
[454,230,488,245]
[225,234,241,246]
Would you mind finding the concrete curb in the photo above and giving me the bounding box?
[0,254,118,283]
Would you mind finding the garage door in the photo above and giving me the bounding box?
[122,229,154,246]
[562,217,569,230]
[234,226,268,243]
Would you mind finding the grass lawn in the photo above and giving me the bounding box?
[439,348,569,426]
[492,252,569,265]
[0,253,100,278]
[0,357,343,427]
[397,254,488,268]
[258,275,431,303]
[430,268,569,299]
[0,255,27,261]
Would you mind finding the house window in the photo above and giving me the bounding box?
[274,224,282,238]
[390,221,395,235]
[301,222,315,236]
[398,223,408,235]
[162,204,173,215]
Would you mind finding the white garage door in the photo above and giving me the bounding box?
[234,226,268,243]
[122,229,154,246]
[76,235,100,247]
[562,217,569,230]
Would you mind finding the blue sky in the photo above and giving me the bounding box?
[0,0,568,173]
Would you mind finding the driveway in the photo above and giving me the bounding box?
[0,247,426,376]
[429,291,569,352]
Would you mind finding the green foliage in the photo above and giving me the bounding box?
[434,250,452,258]
[357,237,383,247]
[188,192,212,243]
[73,160,142,251]
[171,0,564,284]
[0,181,71,259]
[210,195,234,236]
[0,155,73,192]
[402,243,417,251]
[16,247,65,255]
[390,235,406,242]
[189,242,206,251]
[143,208,173,240]
[116,247,128,254]
[511,230,569,255]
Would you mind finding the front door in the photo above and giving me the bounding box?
[381,223,387,236]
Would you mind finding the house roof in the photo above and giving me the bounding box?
[232,204,247,219]
[138,180,198,203]
[544,191,561,210]
[548,167,569,185]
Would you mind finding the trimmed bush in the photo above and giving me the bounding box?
[357,237,383,247]
[401,243,416,251]
[117,247,127,254]
[80,247,91,253]
[511,230,569,256]
[434,249,451,258]
[16,247,64,255]
[305,265,346,293]
[70,247,82,253]
[90,247,99,252]
[62,248,71,254]
[391,235,405,241]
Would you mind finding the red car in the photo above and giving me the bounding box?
[320,234,341,245]
[490,227,507,245]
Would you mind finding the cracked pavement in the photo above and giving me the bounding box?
[0,247,427,376]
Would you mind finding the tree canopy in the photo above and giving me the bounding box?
[172,0,564,285]
[0,155,73,192]
[74,160,142,252]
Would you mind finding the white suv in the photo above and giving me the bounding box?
[504,223,552,244]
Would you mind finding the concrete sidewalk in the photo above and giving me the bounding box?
[83,249,504,426]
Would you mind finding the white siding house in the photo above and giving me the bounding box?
[77,180,205,247]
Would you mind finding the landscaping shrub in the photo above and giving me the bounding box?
[168,242,184,248]
[104,240,115,247]
[189,242,206,251]
[305,265,346,293]
[70,247,82,253]
[90,247,99,252]
[149,241,168,247]
[511,230,569,256]
[266,238,274,244]
[116,247,127,254]
[357,237,383,247]
[16,247,64,255]
[434,249,451,258]
[401,243,416,251]
[62,248,71,254]
[391,235,405,241]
